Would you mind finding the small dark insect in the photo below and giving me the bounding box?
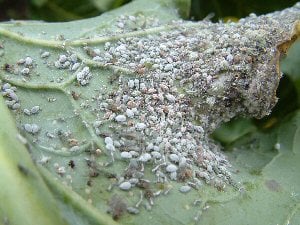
[108,195,127,220]
[104,171,117,179]
[89,169,99,178]
[71,91,80,100]
[177,167,193,182]
[144,189,154,200]
[135,66,146,75]
[137,179,150,189]
[85,47,97,57]
[87,179,92,186]
[68,138,79,147]
[108,73,120,84]
[68,160,75,169]
[18,164,30,176]
[3,63,12,72]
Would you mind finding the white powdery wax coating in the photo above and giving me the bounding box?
[179,185,191,193]
[166,164,178,173]
[169,153,180,162]
[135,122,147,130]
[120,151,132,159]
[119,181,132,190]
[104,136,113,145]
[126,109,134,118]
[115,114,126,122]
[139,153,151,162]
[105,143,115,151]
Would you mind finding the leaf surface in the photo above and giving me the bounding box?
[0,1,300,225]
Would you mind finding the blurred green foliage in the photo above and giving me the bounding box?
[190,0,299,21]
[0,0,299,22]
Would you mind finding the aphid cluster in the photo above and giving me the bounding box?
[78,9,300,218]
[1,3,299,221]
[1,83,20,110]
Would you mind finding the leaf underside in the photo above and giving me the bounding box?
[0,0,300,224]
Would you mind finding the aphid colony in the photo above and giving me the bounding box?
[1,4,299,220]
[86,9,296,195]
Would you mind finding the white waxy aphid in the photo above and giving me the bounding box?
[169,153,180,163]
[41,51,50,58]
[93,48,101,55]
[127,207,139,214]
[38,155,51,164]
[153,145,160,151]
[54,61,61,68]
[104,136,113,145]
[93,120,102,128]
[113,140,121,147]
[179,157,187,167]
[31,124,40,133]
[12,103,20,110]
[146,143,154,151]
[5,100,15,107]
[165,94,176,103]
[31,105,40,114]
[164,64,173,71]
[24,123,40,134]
[226,54,233,62]
[120,151,132,159]
[71,62,80,71]
[119,181,131,190]
[70,54,77,62]
[128,178,139,185]
[115,114,126,122]
[140,83,146,91]
[198,171,210,181]
[23,108,31,115]
[128,80,135,88]
[17,58,25,64]
[139,153,151,162]
[166,164,178,173]
[170,171,177,180]
[207,164,213,173]
[129,151,139,157]
[2,83,11,90]
[134,79,139,87]
[58,54,67,63]
[76,66,91,86]
[274,143,281,150]
[117,22,124,28]
[8,92,18,101]
[57,166,66,175]
[194,125,204,133]
[128,15,136,21]
[21,68,30,75]
[179,185,191,193]
[151,151,161,159]
[62,61,70,68]
[25,56,33,66]
[70,146,80,152]
[135,122,146,130]
[126,109,134,118]
[105,143,115,152]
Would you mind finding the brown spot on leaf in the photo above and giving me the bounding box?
[265,179,282,192]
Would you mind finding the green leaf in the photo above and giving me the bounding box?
[281,40,300,102]
[0,96,68,225]
[212,117,257,145]
[31,0,48,7]
[201,111,300,225]
[1,1,300,225]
